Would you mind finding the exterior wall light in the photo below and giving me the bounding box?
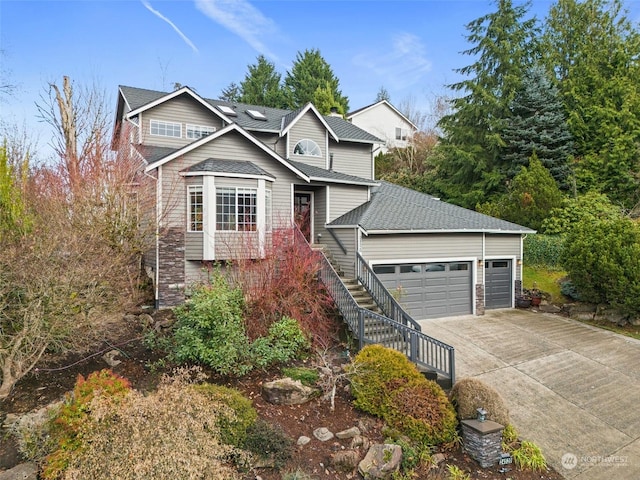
[477,407,487,422]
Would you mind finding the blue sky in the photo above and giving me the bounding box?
[1,0,639,160]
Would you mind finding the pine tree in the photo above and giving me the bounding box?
[238,55,286,108]
[503,65,573,188]
[542,0,640,208]
[284,49,348,113]
[220,82,241,102]
[436,0,539,208]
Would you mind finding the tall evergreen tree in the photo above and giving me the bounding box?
[220,82,241,102]
[542,0,640,208]
[503,65,574,187]
[238,55,286,108]
[436,0,539,208]
[284,49,349,113]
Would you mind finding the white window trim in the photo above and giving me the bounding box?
[186,124,216,139]
[293,138,322,157]
[150,119,182,138]
[187,185,204,232]
[215,186,259,232]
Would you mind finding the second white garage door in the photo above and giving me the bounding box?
[373,261,473,319]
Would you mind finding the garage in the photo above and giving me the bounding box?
[373,261,473,319]
[484,259,513,308]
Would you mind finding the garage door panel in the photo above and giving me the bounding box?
[485,259,512,309]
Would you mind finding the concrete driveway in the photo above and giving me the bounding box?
[419,309,640,480]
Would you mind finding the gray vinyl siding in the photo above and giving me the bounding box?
[329,141,374,179]
[485,234,522,281]
[252,132,282,155]
[288,114,327,168]
[313,187,327,243]
[141,95,224,148]
[329,184,369,221]
[361,233,484,283]
[324,228,358,279]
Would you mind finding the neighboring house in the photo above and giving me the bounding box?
[112,85,534,319]
[347,100,418,154]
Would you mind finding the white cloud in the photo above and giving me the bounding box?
[141,0,199,54]
[353,32,432,90]
[194,0,278,60]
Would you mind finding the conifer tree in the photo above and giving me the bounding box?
[238,55,286,108]
[436,0,539,208]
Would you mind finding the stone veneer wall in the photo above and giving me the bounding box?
[515,279,523,296]
[475,284,485,315]
[157,227,185,307]
[461,419,504,468]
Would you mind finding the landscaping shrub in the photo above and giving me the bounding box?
[350,345,457,446]
[194,383,257,447]
[42,369,131,480]
[449,377,510,427]
[387,379,458,446]
[243,418,294,469]
[561,217,640,316]
[523,234,564,268]
[58,368,242,479]
[172,275,251,376]
[250,316,310,368]
[349,344,424,416]
[511,440,547,471]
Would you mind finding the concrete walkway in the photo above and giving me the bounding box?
[419,309,640,480]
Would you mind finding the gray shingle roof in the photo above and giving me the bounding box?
[182,158,275,179]
[286,159,378,186]
[134,144,179,164]
[119,85,381,143]
[328,181,535,233]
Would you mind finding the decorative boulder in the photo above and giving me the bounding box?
[261,377,317,405]
[358,444,402,479]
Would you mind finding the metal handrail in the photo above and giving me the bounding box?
[355,253,422,332]
[293,227,455,385]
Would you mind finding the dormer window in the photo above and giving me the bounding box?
[151,119,182,138]
[294,139,321,157]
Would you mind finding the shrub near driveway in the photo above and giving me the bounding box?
[349,345,458,446]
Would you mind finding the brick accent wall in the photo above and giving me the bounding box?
[158,227,185,307]
[475,284,485,315]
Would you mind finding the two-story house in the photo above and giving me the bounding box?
[347,100,418,154]
[113,85,534,319]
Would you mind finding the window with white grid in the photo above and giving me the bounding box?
[187,185,203,232]
[150,119,182,138]
[216,187,257,231]
[186,124,216,139]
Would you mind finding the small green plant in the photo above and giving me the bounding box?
[282,469,317,480]
[446,464,471,480]
[502,423,519,451]
[193,383,257,447]
[282,366,319,386]
[512,440,547,471]
[243,418,294,469]
[250,316,310,368]
[390,437,433,471]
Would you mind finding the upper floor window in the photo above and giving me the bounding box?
[151,119,181,138]
[216,187,257,231]
[186,124,216,139]
[187,185,203,232]
[395,128,408,141]
[293,139,321,157]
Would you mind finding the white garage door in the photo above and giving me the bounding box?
[373,261,473,319]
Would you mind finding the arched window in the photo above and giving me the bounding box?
[293,139,321,157]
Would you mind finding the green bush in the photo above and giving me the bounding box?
[193,383,257,447]
[523,234,564,268]
[42,370,132,480]
[349,345,424,416]
[243,418,293,469]
[387,380,458,445]
[172,276,251,375]
[250,317,310,368]
[561,217,640,316]
[449,377,510,426]
[511,440,547,471]
[350,345,457,446]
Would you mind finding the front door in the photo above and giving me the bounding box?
[294,191,313,242]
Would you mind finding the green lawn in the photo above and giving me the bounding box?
[522,265,568,304]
